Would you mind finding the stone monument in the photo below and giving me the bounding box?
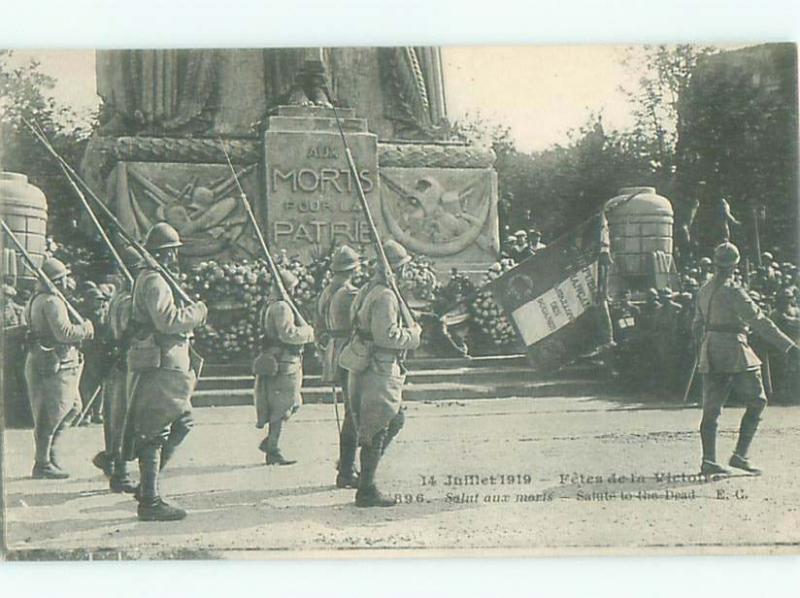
[82,47,499,277]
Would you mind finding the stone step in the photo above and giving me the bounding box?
[196,365,564,391]
[191,377,606,408]
[200,354,530,378]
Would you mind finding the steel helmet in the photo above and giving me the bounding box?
[41,257,70,282]
[699,257,713,267]
[330,245,360,273]
[713,242,740,268]
[144,222,183,252]
[658,287,673,298]
[383,240,411,269]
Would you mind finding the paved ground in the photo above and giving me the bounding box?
[3,394,800,558]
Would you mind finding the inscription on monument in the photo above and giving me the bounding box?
[264,120,380,258]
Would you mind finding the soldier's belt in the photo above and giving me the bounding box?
[706,325,745,334]
[329,330,351,339]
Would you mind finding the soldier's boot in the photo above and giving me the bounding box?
[32,462,69,480]
[355,431,395,508]
[48,415,72,474]
[32,426,67,478]
[159,414,193,471]
[92,451,113,478]
[700,409,730,476]
[265,420,296,466]
[729,402,765,475]
[137,445,186,522]
[381,410,405,455]
[110,458,138,494]
[336,415,359,489]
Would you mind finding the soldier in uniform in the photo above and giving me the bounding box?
[693,242,799,475]
[315,245,362,487]
[24,257,95,479]
[254,269,315,466]
[508,230,532,263]
[123,223,208,521]
[341,240,421,507]
[92,246,142,493]
[653,287,683,397]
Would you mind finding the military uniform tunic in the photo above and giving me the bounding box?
[347,281,420,441]
[254,299,314,428]
[102,287,133,459]
[123,268,206,458]
[316,278,358,384]
[24,290,93,434]
[693,276,793,408]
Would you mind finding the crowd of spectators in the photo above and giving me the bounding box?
[610,251,800,403]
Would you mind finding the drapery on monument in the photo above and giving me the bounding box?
[95,48,448,140]
[83,46,499,276]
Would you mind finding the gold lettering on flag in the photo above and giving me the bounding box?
[511,262,598,346]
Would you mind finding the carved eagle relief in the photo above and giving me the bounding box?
[379,172,495,257]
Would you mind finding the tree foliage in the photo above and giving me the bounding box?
[0,51,98,243]
[676,44,798,256]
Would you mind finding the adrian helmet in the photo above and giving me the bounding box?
[144,222,183,252]
[383,239,412,269]
[330,245,360,273]
[41,257,70,282]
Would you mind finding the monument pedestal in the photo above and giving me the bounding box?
[262,106,380,262]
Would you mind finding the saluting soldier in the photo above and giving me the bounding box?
[24,257,95,479]
[92,245,142,493]
[254,269,314,466]
[693,242,799,475]
[342,240,421,507]
[315,245,361,488]
[123,223,207,521]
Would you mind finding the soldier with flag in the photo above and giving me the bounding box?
[315,245,362,488]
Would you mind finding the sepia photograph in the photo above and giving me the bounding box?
[0,35,798,563]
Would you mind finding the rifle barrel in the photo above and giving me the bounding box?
[218,140,305,323]
[324,89,415,327]
[1,220,84,323]
[23,118,193,304]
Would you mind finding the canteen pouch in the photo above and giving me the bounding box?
[127,335,161,371]
[338,336,371,373]
[252,352,279,376]
[189,344,205,379]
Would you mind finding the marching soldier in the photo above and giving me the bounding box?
[693,242,799,475]
[341,240,421,507]
[653,287,682,397]
[24,257,95,479]
[315,245,361,488]
[123,223,207,521]
[254,269,314,466]
[92,245,142,493]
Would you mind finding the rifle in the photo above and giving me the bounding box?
[23,118,194,305]
[1,220,84,324]
[322,88,416,329]
[217,140,307,325]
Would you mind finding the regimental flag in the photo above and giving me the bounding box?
[490,212,612,370]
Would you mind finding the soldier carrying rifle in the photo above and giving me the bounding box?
[122,223,208,521]
[24,257,95,479]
